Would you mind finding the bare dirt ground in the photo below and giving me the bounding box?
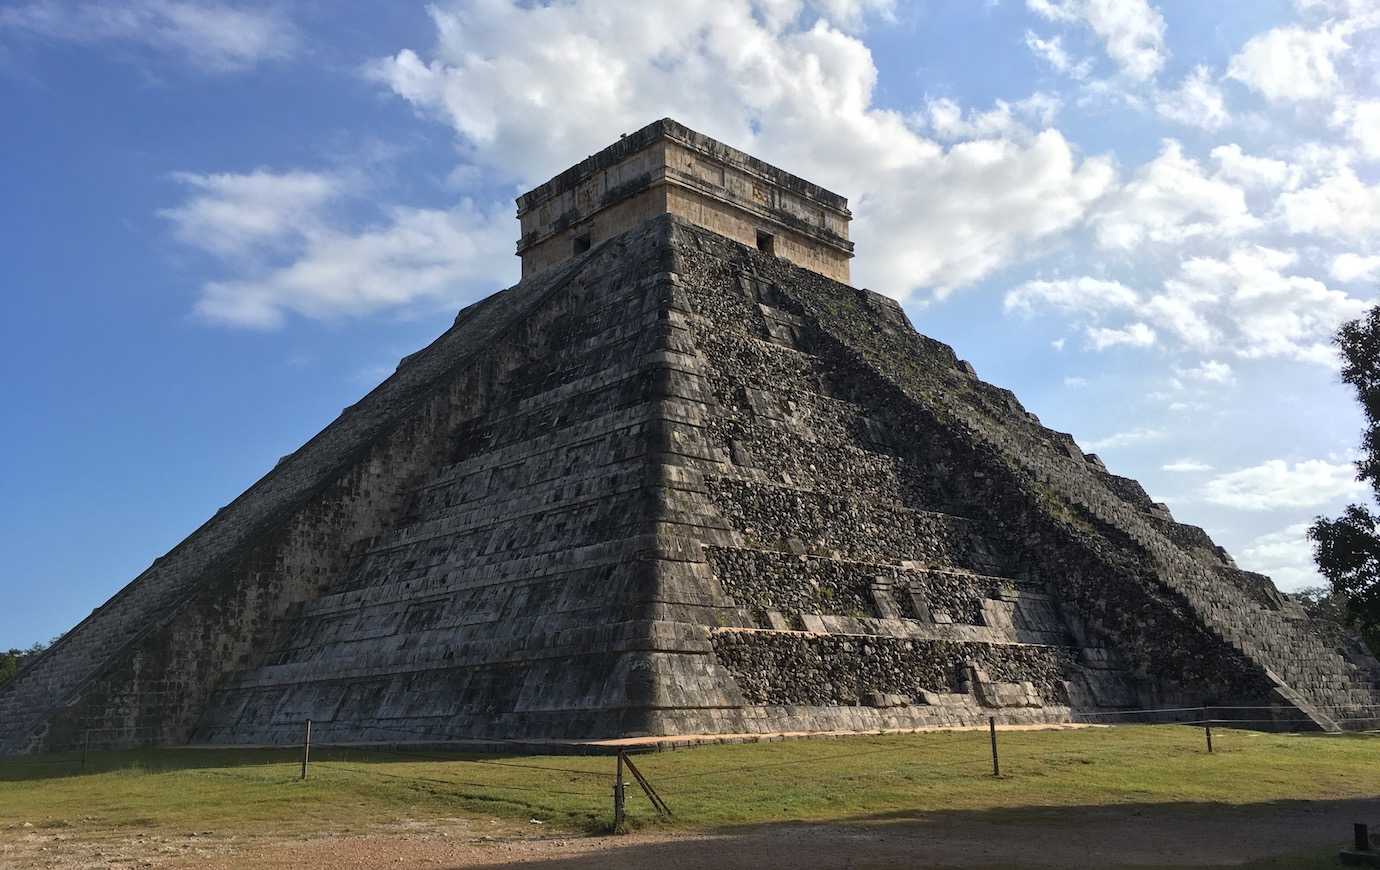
[6,798,1374,870]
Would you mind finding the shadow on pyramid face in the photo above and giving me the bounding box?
[4,122,1379,758]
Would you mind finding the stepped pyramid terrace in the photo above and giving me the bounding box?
[4,118,1379,755]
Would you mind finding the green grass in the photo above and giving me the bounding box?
[1,725,1377,841]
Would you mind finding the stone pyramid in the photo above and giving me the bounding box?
[5,119,1380,755]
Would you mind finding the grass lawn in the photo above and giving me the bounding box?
[2,725,1378,859]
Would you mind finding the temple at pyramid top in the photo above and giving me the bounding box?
[515,118,854,282]
[12,117,1380,759]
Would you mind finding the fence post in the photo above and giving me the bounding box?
[300,718,312,781]
[80,730,89,774]
[614,752,626,832]
[1204,723,1213,754]
[989,716,1000,777]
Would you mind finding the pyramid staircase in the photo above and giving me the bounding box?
[4,215,1379,754]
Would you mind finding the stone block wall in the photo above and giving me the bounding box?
[8,213,1376,752]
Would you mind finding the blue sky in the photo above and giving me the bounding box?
[2,0,1379,648]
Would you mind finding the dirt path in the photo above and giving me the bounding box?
[7,798,1371,869]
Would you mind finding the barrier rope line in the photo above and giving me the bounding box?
[311,759,604,798]
[651,737,992,782]
[361,745,612,779]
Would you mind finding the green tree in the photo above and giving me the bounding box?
[1310,305,1380,652]
[0,638,56,688]
[0,649,21,687]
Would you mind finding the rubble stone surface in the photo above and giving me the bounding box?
[3,144,1378,753]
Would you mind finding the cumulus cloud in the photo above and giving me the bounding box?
[1162,246,1369,365]
[162,169,513,328]
[1331,252,1380,283]
[1226,24,1349,102]
[1277,167,1380,242]
[1004,276,1138,314]
[922,93,1061,142]
[1155,66,1230,131]
[0,0,296,72]
[1000,247,1370,366]
[1163,459,1213,472]
[1024,31,1092,79]
[1091,140,1259,250]
[1348,101,1380,160]
[1203,459,1365,510]
[1177,359,1235,384]
[1084,426,1166,451]
[1237,522,1322,590]
[1026,0,1166,81]
[159,170,342,258]
[1086,322,1155,350]
[372,0,1116,302]
[1210,144,1298,190]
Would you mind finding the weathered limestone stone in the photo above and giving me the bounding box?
[516,119,853,282]
[3,120,1379,756]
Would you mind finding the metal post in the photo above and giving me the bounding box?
[300,718,312,781]
[1204,723,1213,754]
[989,716,1000,777]
[614,752,626,832]
[80,730,89,773]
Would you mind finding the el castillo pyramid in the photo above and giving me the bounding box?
[5,119,1380,755]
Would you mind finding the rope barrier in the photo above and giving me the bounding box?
[352,745,612,779]
[311,759,603,798]
[652,737,990,782]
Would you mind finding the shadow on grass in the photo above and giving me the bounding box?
[451,796,1380,870]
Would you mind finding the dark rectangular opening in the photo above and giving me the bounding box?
[573,233,592,255]
[756,230,775,255]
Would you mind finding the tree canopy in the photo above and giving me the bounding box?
[0,639,56,688]
[1310,306,1380,652]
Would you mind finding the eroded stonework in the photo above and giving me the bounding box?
[5,136,1380,753]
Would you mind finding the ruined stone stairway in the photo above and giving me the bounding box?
[8,212,1379,754]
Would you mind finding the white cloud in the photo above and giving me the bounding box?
[1331,252,1380,283]
[1277,167,1380,242]
[162,169,513,328]
[0,0,296,73]
[1004,276,1139,314]
[1064,375,1089,387]
[1155,66,1230,131]
[1092,140,1259,250]
[1001,247,1370,367]
[1226,24,1349,103]
[1084,426,1166,451]
[1024,30,1092,79]
[1086,321,1155,350]
[1293,0,1376,16]
[1210,144,1297,190]
[1158,246,1369,365]
[1333,98,1380,161]
[854,132,1114,297]
[754,0,897,31]
[1163,459,1213,472]
[1203,459,1365,510]
[193,202,513,329]
[160,170,342,258]
[922,93,1061,142]
[373,0,1116,302]
[1026,0,1166,81]
[1177,359,1235,384]
[1238,522,1321,591]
